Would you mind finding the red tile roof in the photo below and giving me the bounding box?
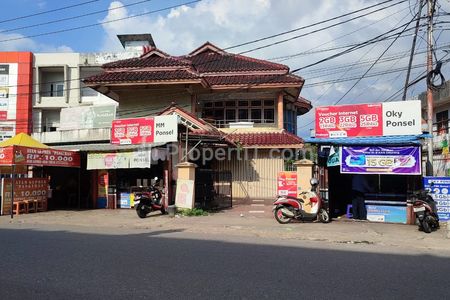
[83,70,200,84]
[185,51,289,73]
[206,74,303,86]
[227,130,304,148]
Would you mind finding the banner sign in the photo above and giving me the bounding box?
[423,177,450,221]
[59,105,116,130]
[367,205,407,223]
[111,115,178,145]
[341,146,421,175]
[315,100,421,138]
[1,178,48,215]
[0,146,80,167]
[277,171,298,196]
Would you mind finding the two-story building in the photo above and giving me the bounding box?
[83,42,312,207]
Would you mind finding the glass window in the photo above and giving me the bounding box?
[226,109,236,121]
[264,100,274,106]
[251,100,262,106]
[238,100,249,107]
[264,109,274,123]
[437,110,448,133]
[238,109,248,121]
[251,109,262,123]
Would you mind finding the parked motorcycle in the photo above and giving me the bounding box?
[411,184,440,233]
[135,177,166,218]
[273,178,330,224]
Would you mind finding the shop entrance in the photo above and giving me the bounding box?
[328,166,420,223]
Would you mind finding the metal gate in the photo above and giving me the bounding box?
[195,169,232,210]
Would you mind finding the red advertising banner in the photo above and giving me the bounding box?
[111,117,155,145]
[315,103,382,138]
[277,171,298,197]
[1,178,48,215]
[0,146,80,167]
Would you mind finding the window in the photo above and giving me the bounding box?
[50,83,64,97]
[436,110,448,134]
[251,109,262,123]
[238,109,248,121]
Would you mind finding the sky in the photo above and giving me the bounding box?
[2,0,450,137]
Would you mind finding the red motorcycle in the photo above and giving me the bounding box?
[135,177,166,218]
[273,178,330,224]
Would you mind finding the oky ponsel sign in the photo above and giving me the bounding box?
[111,115,178,145]
[341,146,421,175]
[315,100,422,138]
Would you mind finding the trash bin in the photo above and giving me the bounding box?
[167,205,176,217]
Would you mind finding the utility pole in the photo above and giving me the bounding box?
[426,0,435,176]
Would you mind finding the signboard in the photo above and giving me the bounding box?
[175,179,195,209]
[0,146,80,167]
[315,101,421,138]
[423,177,450,221]
[277,171,297,196]
[341,146,421,175]
[59,105,116,130]
[1,178,48,215]
[111,115,178,145]
[366,205,407,223]
[87,152,131,170]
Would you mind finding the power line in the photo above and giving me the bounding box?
[0,0,99,25]
[0,0,154,35]
[0,0,201,44]
[225,0,407,51]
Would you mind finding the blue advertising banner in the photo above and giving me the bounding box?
[423,177,450,221]
[341,146,421,175]
[366,205,407,223]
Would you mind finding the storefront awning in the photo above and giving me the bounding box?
[304,134,431,146]
[52,142,167,152]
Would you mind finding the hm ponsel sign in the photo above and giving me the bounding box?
[315,100,422,138]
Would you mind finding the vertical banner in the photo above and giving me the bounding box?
[277,171,298,196]
[423,177,450,221]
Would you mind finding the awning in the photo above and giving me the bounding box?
[304,134,431,146]
[53,142,167,152]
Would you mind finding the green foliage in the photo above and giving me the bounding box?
[178,208,208,216]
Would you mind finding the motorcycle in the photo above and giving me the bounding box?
[135,177,166,218]
[411,184,440,233]
[273,178,330,224]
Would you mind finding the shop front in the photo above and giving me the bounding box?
[309,137,425,224]
[307,100,426,224]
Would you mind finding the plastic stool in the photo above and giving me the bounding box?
[346,204,353,218]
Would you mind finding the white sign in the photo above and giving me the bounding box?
[154,115,178,143]
[382,100,422,136]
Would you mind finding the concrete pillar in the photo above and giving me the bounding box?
[294,159,314,213]
[175,162,197,209]
[277,92,284,129]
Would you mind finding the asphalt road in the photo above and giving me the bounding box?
[0,224,449,299]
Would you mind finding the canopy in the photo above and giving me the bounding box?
[0,133,80,168]
[304,134,431,146]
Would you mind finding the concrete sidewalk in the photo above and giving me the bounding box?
[1,208,449,251]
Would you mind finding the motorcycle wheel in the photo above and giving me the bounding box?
[136,203,150,219]
[422,217,432,233]
[274,207,292,224]
[318,208,330,223]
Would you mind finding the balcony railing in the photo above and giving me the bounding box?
[206,119,275,128]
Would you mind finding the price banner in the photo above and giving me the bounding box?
[0,146,80,167]
[423,177,450,221]
[1,178,48,215]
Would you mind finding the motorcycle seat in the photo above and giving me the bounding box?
[286,196,304,203]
